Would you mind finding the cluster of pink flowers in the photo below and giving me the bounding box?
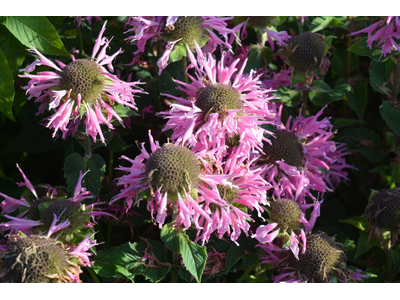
[349,16,400,58]
[5,16,361,282]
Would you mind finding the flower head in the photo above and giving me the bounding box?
[123,16,245,74]
[0,166,112,242]
[0,233,82,283]
[349,17,400,58]
[160,45,275,161]
[112,131,253,244]
[19,21,145,144]
[258,104,352,204]
[365,188,400,247]
[271,231,364,283]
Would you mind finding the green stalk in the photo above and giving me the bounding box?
[172,251,179,283]
[86,266,100,283]
[237,262,258,283]
[391,52,400,104]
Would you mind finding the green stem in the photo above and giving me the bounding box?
[182,56,188,84]
[385,243,393,281]
[84,135,92,160]
[301,89,308,116]
[172,251,179,283]
[86,267,100,283]
[391,53,400,104]
[237,263,258,283]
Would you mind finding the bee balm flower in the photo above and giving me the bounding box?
[19,21,145,144]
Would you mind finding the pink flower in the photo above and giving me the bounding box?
[349,17,400,58]
[123,16,246,74]
[19,21,145,144]
[112,131,249,244]
[159,44,275,162]
[259,103,352,204]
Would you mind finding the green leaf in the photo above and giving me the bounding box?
[392,248,400,268]
[0,48,15,121]
[337,127,383,162]
[63,153,106,196]
[244,44,273,73]
[348,37,389,62]
[333,118,365,129]
[106,135,132,152]
[169,43,187,63]
[369,59,396,95]
[160,223,207,283]
[346,79,368,120]
[355,231,381,258]
[310,16,345,33]
[276,86,302,106]
[3,16,70,57]
[225,238,258,273]
[339,216,368,231]
[309,81,352,106]
[92,262,135,282]
[380,100,400,135]
[389,164,400,185]
[0,26,27,75]
[113,104,139,118]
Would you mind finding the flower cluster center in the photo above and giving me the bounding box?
[196,83,243,115]
[60,59,105,104]
[1,235,69,283]
[167,16,204,49]
[263,130,304,167]
[247,16,280,29]
[288,232,345,282]
[269,198,303,232]
[288,31,327,73]
[217,184,239,203]
[145,143,200,195]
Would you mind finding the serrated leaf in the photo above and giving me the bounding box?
[169,43,187,63]
[3,16,70,57]
[160,223,207,283]
[244,44,273,73]
[380,100,400,135]
[92,262,135,282]
[310,16,345,33]
[333,118,365,128]
[348,37,389,62]
[225,238,257,273]
[106,135,132,152]
[369,59,396,95]
[113,104,139,117]
[0,48,15,121]
[347,79,368,120]
[0,26,27,75]
[276,86,302,106]
[355,231,381,258]
[63,153,106,196]
[309,81,351,105]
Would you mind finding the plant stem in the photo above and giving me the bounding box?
[301,89,309,116]
[172,251,179,283]
[391,52,400,104]
[84,135,92,160]
[237,263,258,283]
[86,266,100,283]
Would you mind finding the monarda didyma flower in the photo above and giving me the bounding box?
[258,103,352,204]
[159,44,275,162]
[123,16,245,74]
[0,231,98,283]
[19,21,145,144]
[112,131,249,244]
[0,165,112,241]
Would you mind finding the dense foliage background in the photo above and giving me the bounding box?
[1,14,400,285]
